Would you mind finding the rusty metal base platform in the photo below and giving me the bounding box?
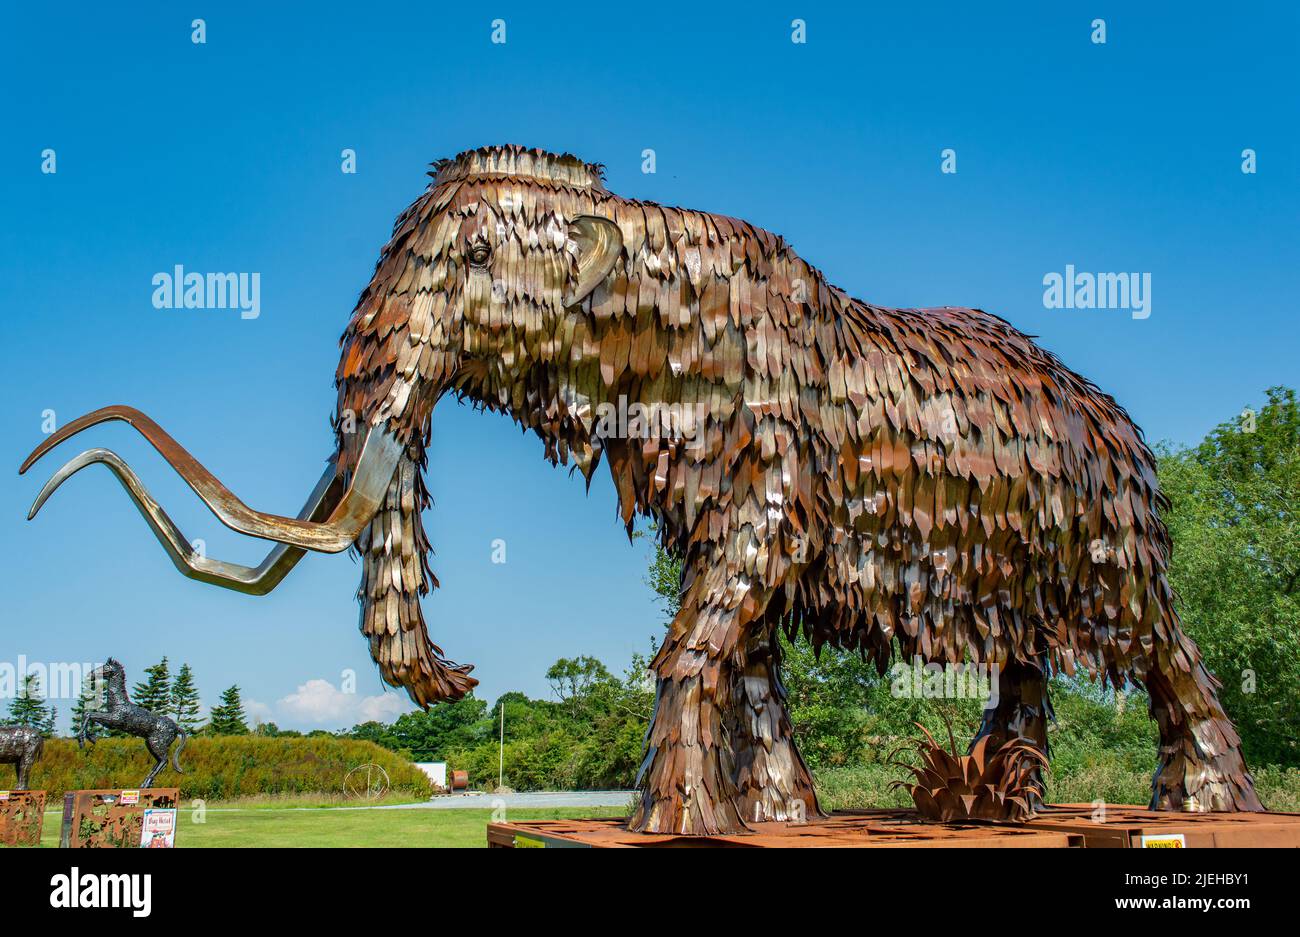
[489,810,1081,848]
[1011,803,1300,848]
[488,806,1300,848]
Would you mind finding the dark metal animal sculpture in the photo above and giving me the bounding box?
[22,145,1262,833]
[78,659,187,789]
[0,726,44,790]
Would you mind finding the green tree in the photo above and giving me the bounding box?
[643,525,683,618]
[5,673,56,737]
[546,656,615,723]
[207,685,250,735]
[168,663,203,734]
[132,657,171,713]
[69,673,106,741]
[359,697,490,761]
[1158,386,1300,766]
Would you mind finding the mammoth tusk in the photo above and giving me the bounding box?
[21,404,404,553]
[28,447,343,595]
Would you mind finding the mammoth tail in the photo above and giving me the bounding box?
[355,453,477,707]
[171,729,187,775]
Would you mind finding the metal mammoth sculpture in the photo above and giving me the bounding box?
[22,145,1261,834]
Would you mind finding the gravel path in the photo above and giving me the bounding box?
[378,790,635,810]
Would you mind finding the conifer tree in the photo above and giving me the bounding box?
[132,657,171,713]
[5,673,55,737]
[70,673,106,742]
[207,685,250,735]
[168,663,203,734]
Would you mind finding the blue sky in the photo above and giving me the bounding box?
[1,2,1295,730]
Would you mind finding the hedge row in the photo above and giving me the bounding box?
[5,737,432,801]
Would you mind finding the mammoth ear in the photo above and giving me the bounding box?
[563,214,623,306]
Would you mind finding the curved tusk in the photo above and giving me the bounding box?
[28,447,343,595]
[21,404,403,553]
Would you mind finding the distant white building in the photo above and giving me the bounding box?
[413,762,447,789]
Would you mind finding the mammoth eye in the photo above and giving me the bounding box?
[467,242,491,267]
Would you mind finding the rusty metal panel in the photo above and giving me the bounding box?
[0,790,46,847]
[59,789,179,849]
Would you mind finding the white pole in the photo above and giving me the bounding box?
[498,701,505,791]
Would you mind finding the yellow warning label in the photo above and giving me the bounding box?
[1140,833,1186,848]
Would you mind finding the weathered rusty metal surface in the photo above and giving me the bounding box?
[0,790,46,846]
[22,144,1263,833]
[1022,804,1300,848]
[0,727,43,790]
[488,812,1083,848]
[889,721,1047,822]
[78,660,186,789]
[59,788,179,849]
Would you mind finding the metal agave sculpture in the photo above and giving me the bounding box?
[889,720,1049,823]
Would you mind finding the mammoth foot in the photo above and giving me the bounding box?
[628,788,749,836]
[1150,774,1265,813]
[1149,722,1265,813]
[738,785,822,826]
[734,740,823,825]
[629,736,748,835]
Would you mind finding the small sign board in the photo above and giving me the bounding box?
[140,808,177,848]
[1140,833,1186,848]
[60,788,180,848]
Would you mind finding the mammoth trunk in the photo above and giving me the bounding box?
[355,452,477,705]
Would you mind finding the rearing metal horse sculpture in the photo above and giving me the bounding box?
[79,659,187,789]
[23,145,1262,833]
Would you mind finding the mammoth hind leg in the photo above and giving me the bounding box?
[970,655,1052,805]
[973,656,1053,756]
[1141,642,1264,812]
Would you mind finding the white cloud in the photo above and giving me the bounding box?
[244,698,274,725]
[272,678,410,730]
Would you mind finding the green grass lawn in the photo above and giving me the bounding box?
[26,805,627,848]
[11,760,1298,848]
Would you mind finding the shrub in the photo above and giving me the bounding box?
[10,736,433,801]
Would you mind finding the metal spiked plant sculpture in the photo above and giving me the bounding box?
[890,721,1049,823]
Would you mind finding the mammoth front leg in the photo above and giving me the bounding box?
[633,660,743,835]
[730,626,821,824]
[629,537,773,835]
